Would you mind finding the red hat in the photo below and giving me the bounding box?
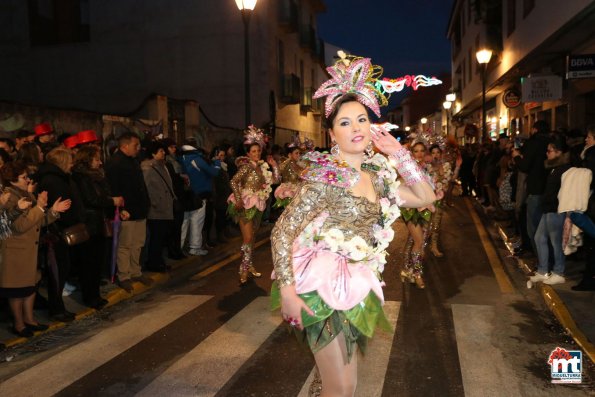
[76,130,99,145]
[64,135,80,149]
[34,122,53,136]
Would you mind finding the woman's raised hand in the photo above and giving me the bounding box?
[370,123,403,155]
[120,209,131,221]
[280,285,314,331]
[0,192,10,207]
[52,197,72,213]
[17,197,33,210]
[36,191,48,209]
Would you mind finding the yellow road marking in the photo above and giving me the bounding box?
[464,198,514,293]
[191,238,270,280]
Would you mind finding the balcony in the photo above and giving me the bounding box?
[315,38,325,66]
[278,0,298,33]
[301,86,313,111]
[299,24,317,52]
[279,74,301,104]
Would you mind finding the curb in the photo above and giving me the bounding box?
[494,223,595,364]
[2,235,271,349]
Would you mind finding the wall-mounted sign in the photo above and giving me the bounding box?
[521,75,562,103]
[567,54,595,79]
[502,89,521,108]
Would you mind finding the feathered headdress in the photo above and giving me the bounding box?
[313,51,388,118]
[287,134,302,149]
[243,125,266,148]
[302,137,315,151]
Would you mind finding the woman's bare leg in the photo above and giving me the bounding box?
[313,333,358,397]
[9,298,25,331]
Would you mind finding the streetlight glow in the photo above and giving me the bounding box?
[235,0,257,10]
[476,48,493,64]
[446,93,456,102]
[442,101,452,110]
[421,117,428,124]
[405,126,411,131]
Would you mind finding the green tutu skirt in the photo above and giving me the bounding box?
[401,207,432,226]
[271,281,393,362]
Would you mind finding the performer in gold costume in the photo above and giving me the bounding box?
[427,144,452,257]
[271,54,435,396]
[273,143,305,208]
[227,126,279,285]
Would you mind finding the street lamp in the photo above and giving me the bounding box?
[236,0,258,126]
[476,48,492,143]
[443,100,452,136]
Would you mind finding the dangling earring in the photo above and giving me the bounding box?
[364,142,374,160]
[331,142,340,157]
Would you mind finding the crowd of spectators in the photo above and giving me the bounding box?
[459,121,595,290]
[0,122,263,337]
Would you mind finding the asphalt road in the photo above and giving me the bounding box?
[0,198,593,396]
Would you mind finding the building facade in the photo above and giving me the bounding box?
[447,0,595,142]
[0,0,327,146]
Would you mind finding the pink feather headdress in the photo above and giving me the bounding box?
[243,125,266,148]
[313,51,388,118]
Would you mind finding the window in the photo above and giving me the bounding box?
[462,60,466,89]
[507,0,516,37]
[28,0,90,46]
[278,40,285,74]
[523,0,535,18]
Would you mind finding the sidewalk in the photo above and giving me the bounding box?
[0,225,273,350]
[477,200,595,364]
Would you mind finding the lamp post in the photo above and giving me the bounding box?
[236,0,258,126]
[476,48,492,143]
[442,100,452,136]
[420,117,427,133]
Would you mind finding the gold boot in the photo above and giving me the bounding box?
[429,209,444,257]
[308,366,322,397]
[239,243,251,285]
[243,243,261,278]
[410,251,425,289]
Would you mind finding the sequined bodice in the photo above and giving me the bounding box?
[280,159,304,184]
[320,188,381,245]
[230,162,265,196]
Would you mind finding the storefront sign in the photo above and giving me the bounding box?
[521,75,562,103]
[502,89,521,108]
[567,54,595,79]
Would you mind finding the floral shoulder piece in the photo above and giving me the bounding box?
[235,156,250,168]
[300,151,358,188]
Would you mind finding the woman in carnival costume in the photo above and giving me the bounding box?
[270,54,435,396]
[274,137,305,209]
[427,142,452,257]
[400,138,434,289]
[228,126,280,285]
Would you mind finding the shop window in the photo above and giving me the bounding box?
[28,0,90,46]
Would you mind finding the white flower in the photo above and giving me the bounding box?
[322,228,345,252]
[344,236,370,261]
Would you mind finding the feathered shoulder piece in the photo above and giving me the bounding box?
[300,151,359,188]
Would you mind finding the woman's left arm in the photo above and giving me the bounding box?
[371,125,435,208]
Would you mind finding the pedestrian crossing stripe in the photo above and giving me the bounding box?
[0,299,559,396]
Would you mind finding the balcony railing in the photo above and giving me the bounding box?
[279,74,301,104]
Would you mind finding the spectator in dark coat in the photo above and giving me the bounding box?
[512,120,550,254]
[104,132,152,292]
[163,138,186,260]
[72,145,124,309]
[37,147,85,322]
